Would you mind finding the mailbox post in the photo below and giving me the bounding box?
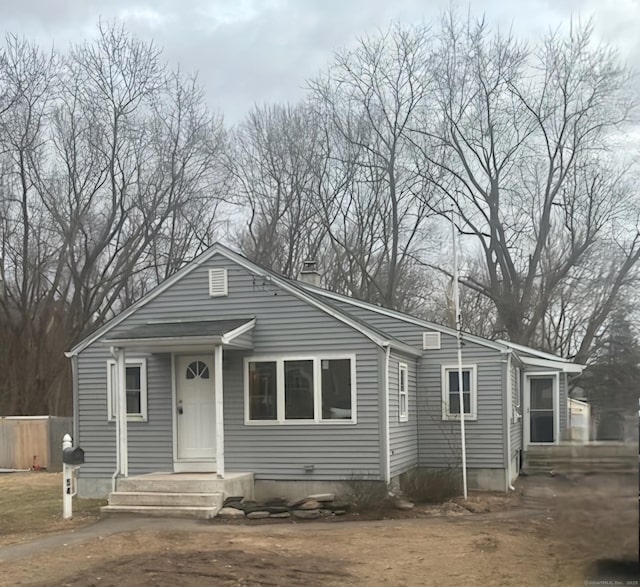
[62,434,84,519]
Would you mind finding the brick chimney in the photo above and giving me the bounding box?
[299,260,321,287]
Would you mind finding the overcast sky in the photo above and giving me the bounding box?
[1,0,639,122]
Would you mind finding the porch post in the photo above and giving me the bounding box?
[116,347,128,477]
[214,344,225,478]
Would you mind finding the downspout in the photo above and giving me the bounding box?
[383,344,391,484]
[110,346,120,492]
[504,351,515,491]
[71,355,79,446]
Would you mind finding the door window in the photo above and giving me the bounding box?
[530,377,554,443]
[186,360,210,379]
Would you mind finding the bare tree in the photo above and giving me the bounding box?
[0,36,60,415]
[308,24,438,309]
[410,14,638,358]
[0,23,228,415]
[230,103,326,277]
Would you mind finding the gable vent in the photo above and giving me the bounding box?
[422,331,441,350]
[208,268,228,297]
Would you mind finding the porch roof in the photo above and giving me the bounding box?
[103,317,255,350]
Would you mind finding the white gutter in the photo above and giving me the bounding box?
[383,345,391,484]
[519,356,585,373]
[214,344,225,478]
[70,355,79,443]
[117,347,128,478]
[505,351,515,491]
[221,318,256,344]
[109,346,120,492]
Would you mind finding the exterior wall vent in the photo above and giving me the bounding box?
[422,331,441,350]
[208,268,228,297]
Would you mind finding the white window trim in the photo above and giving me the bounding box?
[243,353,357,425]
[398,362,409,422]
[441,364,478,421]
[106,358,148,422]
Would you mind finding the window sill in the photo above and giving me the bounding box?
[107,416,148,423]
[399,416,409,423]
[442,415,477,422]
[244,419,357,426]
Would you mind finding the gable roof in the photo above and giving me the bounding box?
[296,281,585,370]
[293,279,509,353]
[66,243,421,358]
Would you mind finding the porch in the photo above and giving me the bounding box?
[103,317,256,482]
[101,471,254,518]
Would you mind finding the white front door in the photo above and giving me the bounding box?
[176,355,216,465]
[524,373,559,448]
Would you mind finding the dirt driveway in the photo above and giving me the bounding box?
[1,473,638,586]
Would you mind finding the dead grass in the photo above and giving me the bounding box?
[0,472,105,546]
[0,472,637,585]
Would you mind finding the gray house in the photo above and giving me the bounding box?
[66,243,583,512]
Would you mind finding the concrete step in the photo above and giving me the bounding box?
[108,491,223,508]
[525,444,637,459]
[118,475,223,494]
[116,472,254,497]
[524,466,636,475]
[524,459,637,468]
[101,504,220,519]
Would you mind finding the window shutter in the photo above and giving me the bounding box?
[208,268,228,297]
[422,331,441,350]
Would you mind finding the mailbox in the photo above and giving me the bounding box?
[62,446,85,466]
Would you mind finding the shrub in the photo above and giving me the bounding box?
[342,472,390,510]
[400,467,462,503]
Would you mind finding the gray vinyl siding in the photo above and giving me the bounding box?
[418,337,505,469]
[315,298,507,470]
[230,330,253,348]
[388,351,418,477]
[76,347,173,479]
[223,350,380,479]
[325,299,424,348]
[77,254,382,482]
[510,364,522,455]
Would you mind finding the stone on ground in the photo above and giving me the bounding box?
[293,509,321,519]
[306,493,335,502]
[393,498,415,511]
[217,507,246,519]
[295,500,322,510]
[246,511,271,519]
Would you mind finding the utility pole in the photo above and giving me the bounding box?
[451,208,468,499]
